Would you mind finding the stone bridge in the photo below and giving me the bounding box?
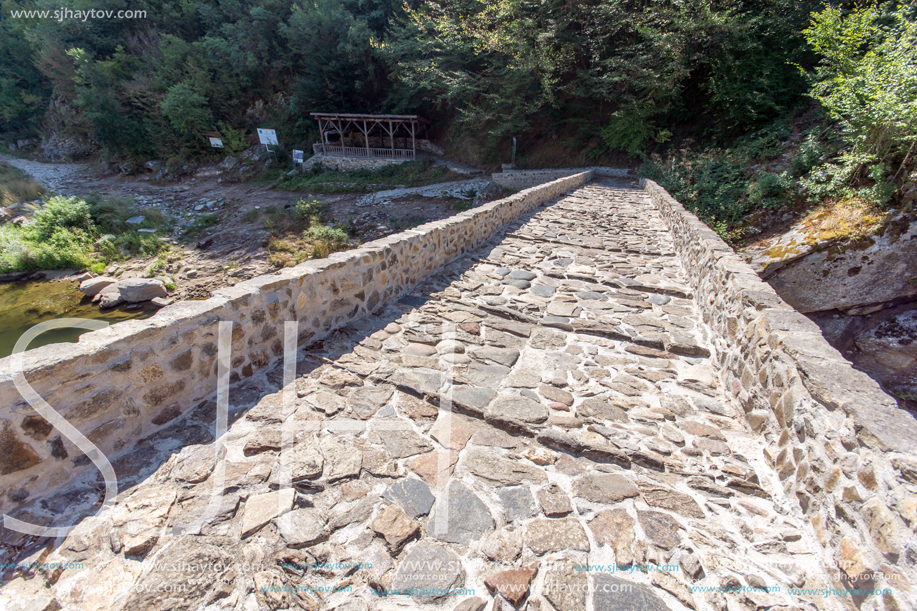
[1,174,916,611]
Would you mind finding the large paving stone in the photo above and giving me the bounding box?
[573,473,639,504]
[461,362,512,388]
[274,508,327,548]
[369,426,433,458]
[321,435,362,481]
[470,346,521,366]
[543,559,587,611]
[536,484,573,516]
[407,450,459,487]
[371,504,421,553]
[498,486,537,522]
[589,509,635,565]
[429,482,494,545]
[592,574,674,610]
[484,563,538,606]
[485,394,549,424]
[638,484,705,518]
[390,542,465,603]
[461,448,548,485]
[383,477,436,518]
[306,390,346,415]
[524,518,589,555]
[638,511,682,550]
[241,488,294,537]
[348,385,394,419]
[119,537,238,610]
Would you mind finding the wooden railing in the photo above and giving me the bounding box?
[313,143,415,160]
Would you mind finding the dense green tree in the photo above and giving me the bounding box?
[2,0,907,183]
[802,2,917,204]
[160,81,213,141]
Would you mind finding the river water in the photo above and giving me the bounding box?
[0,280,156,359]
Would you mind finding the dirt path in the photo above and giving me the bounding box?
[1,155,88,192]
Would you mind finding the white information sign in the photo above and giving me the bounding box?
[209,137,223,148]
[257,129,279,146]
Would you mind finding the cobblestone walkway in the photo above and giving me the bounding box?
[3,181,837,611]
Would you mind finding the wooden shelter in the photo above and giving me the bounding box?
[311,113,430,161]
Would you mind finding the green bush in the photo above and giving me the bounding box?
[0,222,93,273]
[802,3,917,205]
[599,103,669,156]
[216,122,249,155]
[641,152,751,227]
[791,134,825,177]
[0,194,171,273]
[305,224,350,258]
[747,171,793,209]
[293,198,325,227]
[160,83,213,142]
[31,196,93,240]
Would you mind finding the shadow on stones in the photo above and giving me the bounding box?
[0,205,544,567]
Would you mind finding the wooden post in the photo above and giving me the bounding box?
[410,120,416,159]
[363,120,369,158]
[320,118,326,156]
[388,120,394,155]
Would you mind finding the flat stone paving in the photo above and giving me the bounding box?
[2,180,838,611]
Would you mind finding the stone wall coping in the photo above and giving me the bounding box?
[642,178,917,454]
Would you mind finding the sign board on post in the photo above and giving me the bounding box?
[209,137,224,148]
[257,129,279,146]
[293,150,304,164]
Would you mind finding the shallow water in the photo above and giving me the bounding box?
[0,279,156,359]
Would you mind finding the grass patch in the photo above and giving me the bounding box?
[277,158,460,193]
[0,163,43,208]
[0,194,172,274]
[306,225,351,259]
[265,197,353,266]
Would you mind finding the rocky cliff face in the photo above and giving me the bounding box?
[38,96,97,161]
[743,212,917,411]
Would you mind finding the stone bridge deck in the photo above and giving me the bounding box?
[0,181,876,610]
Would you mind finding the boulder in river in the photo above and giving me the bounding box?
[79,276,117,297]
[116,278,168,303]
[97,284,123,309]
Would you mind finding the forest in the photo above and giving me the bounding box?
[1,0,916,233]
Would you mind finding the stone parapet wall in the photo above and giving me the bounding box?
[643,178,917,609]
[0,171,593,516]
[493,166,633,190]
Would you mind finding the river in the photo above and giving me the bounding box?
[0,279,156,359]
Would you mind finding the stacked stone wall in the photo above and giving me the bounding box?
[643,178,917,610]
[0,171,593,516]
[300,155,403,172]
